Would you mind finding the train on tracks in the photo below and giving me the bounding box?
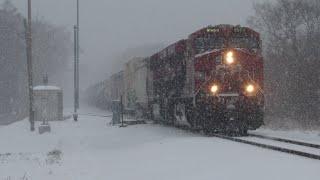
[85,24,264,134]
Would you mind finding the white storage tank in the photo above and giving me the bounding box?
[33,85,63,122]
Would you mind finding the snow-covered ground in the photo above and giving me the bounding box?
[1,107,320,180]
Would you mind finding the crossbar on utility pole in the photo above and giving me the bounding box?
[26,0,34,131]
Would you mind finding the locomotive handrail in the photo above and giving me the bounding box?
[194,76,216,96]
[243,69,264,95]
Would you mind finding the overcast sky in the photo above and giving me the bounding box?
[3,0,267,86]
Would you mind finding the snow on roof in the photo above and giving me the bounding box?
[33,85,61,91]
[194,48,256,58]
[194,49,222,58]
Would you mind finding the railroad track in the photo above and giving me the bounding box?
[78,113,112,118]
[211,133,320,161]
[248,133,320,149]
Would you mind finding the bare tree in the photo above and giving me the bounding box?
[0,1,72,123]
[248,0,320,128]
[32,19,72,86]
[0,0,27,119]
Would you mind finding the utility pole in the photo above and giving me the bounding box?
[76,0,80,110]
[121,95,124,127]
[73,25,78,121]
[73,0,80,121]
[26,0,34,131]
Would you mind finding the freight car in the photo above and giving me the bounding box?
[110,71,124,102]
[84,79,112,110]
[123,57,149,117]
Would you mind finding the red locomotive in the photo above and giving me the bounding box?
[148,25,264,134]
[86,24,264,135]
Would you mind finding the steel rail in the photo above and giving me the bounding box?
[212,134,320,161]
[78,113,112,118]
[248,133,320,149]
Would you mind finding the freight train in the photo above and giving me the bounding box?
[86,24,264,134]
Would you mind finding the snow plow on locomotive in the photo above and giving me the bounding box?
[148,25,264,134]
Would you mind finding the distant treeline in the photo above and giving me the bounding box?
[0,0,72,120]
[248,0,320,129]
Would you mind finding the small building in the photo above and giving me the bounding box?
[33,85,63,122]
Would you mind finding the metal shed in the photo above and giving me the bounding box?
[33,86,63,122]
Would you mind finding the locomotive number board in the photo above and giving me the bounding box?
[206,28,220,33]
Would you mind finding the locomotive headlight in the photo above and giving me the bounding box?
[225,51,235,65]
[210,84,219,94]
[246,84,255,93]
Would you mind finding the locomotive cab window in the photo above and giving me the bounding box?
[194,36,225,54]
[229,36,259,49]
